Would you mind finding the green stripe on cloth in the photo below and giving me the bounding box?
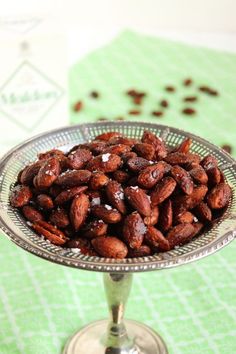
[70,30,236,157]
[0,30,235,354]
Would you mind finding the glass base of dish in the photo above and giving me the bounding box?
[62,319,168,354]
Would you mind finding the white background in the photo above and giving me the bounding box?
[1,0,236,62]
[1,0,236,31]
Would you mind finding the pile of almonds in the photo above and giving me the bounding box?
[10,130,232,259]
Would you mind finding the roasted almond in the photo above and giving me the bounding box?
[103,144,131,155]
[137,162,165,189]
[89,172,109,190]
[207,167,221,186]
[113,170,130,184]
[67,148,92,169]
[22,205,44,223]
[171,165,193,195]
[194,202,212,222]
[20,161,43,185]
[92,236,128,258]
[151,177,177,206]
[121,151,137,163]
[50,208,70,228]
[173,185,208,211]
[81,141,107,155]
[91,204,122,223]
[142,130,167,159]
[191,222,204,238]
[173,138,192,154]
[165,152,200,165]
[201,155,218,170]
[108,136,138,146]
[95,131,122,142]
[166,223,195,248]
[10,185,32,207]
[106,180,126,214]
[54,186,88,205]
[189,166,208,184]
[128,245,151,258]
[38,149,65,161]
[65,237,95,255]
[145,226,170,251]
[134,143,155,160]
[125,186,151,216]
[144,206,159,226]
[206,183,231,209]
[174,211,194,224]
[158,199,173,232]
[123,212,146,249]
[36,157,60,189]
[127,157,150,172]
[81,219,108,239]
[49,184,62,198]
[86,153,121,173]
[32,220,67,245]
[36,194,54,210]
[56,170,91,187]
[70,194,90,231]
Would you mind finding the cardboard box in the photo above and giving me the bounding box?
[0,15,69,155]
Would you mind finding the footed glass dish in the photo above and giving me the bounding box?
[0,121,235,354]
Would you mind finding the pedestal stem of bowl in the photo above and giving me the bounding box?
[103,273,137,353]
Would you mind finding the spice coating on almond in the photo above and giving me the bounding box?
[125,186,151,216]
[92,236,128,259]
[70,194,90,231]
[123,212,146,249]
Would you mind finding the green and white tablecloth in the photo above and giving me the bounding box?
[0,30,236,354]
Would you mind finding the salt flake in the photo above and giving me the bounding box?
[45,170,54,176]
[71,248,80,254]
[130,186,139,190]
[101,153,111,162]
[91,197,101,206]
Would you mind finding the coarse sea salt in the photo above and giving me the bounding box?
[101,153,111,162]
[114,191,124,200]
[130,186,139,190]
[45,170,54,175]
[104,204,112,210]
[140,224,147,235]
[193,216,198,222]
[71,248,81,254]
[91,197,101,206]
[60,169,71,177]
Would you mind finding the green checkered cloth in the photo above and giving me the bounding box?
[0,30,236,354]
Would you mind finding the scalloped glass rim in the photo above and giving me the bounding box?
[0,121,235,273]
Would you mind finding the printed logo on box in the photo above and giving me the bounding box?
[0,61,64,132]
